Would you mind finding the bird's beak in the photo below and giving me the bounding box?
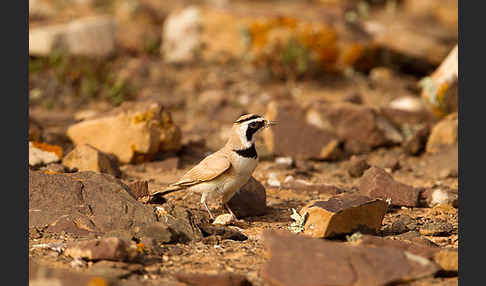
[264,120,278,128]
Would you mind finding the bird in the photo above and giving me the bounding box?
[152,114,276,220]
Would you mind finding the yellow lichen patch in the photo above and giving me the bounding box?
[43,170,62,175]
[87,277,109,286]
[132,110,154,124]
[31,141,63,159]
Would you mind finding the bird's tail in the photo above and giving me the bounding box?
[153,184,184,197]
[161,184,185,195]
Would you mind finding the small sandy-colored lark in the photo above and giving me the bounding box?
[153,114,276,219]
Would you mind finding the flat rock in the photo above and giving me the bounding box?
[29,141,62,167]
[359,166,421,207]
[308,102,403,154]
[64,237,137,262]
[299,194,388,238]
[29,170,157,237]
[67,101,181,164]
[227,176,267,218]
[29,16,116,57]
[426,113,458,153]
[175,272,252,286]
[62,144,121,177]
[262,100,340,159]
[262,231,439,286]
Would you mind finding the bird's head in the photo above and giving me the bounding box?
[229,114,277,149]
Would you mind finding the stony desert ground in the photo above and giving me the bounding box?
[29,0,458,285]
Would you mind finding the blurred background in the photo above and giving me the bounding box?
[29,0,458,157]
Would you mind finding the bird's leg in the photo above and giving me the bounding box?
[224,203,237,220]
[201,193,214,220]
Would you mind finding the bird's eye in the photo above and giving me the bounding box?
[249,122,258,129]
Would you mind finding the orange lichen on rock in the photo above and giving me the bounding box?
[245,15,365,77]
[87,277,109,286]
[43,170,62,175]
[31,141,63,158]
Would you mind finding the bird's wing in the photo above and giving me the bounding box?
[171,152,231,187]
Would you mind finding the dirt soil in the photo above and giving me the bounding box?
[29,1,458,285]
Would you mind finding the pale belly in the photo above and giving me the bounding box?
[188,157,257,203]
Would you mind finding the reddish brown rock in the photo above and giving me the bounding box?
[309,102,403,154]
[262,231,439,286]
[380,107,436,129]
[357,235,440,260]
[62,144,121,177]
[348,155,370,178]
[262,100,340,159]
[29,170,158,237]
[359,167,421,207]
[299,194,388,238]
[403,125,431,156]
[175,272,252,286]
[227,176,267,218]
[64,237,137,262]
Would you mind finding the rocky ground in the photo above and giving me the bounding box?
[29,0,458,285]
